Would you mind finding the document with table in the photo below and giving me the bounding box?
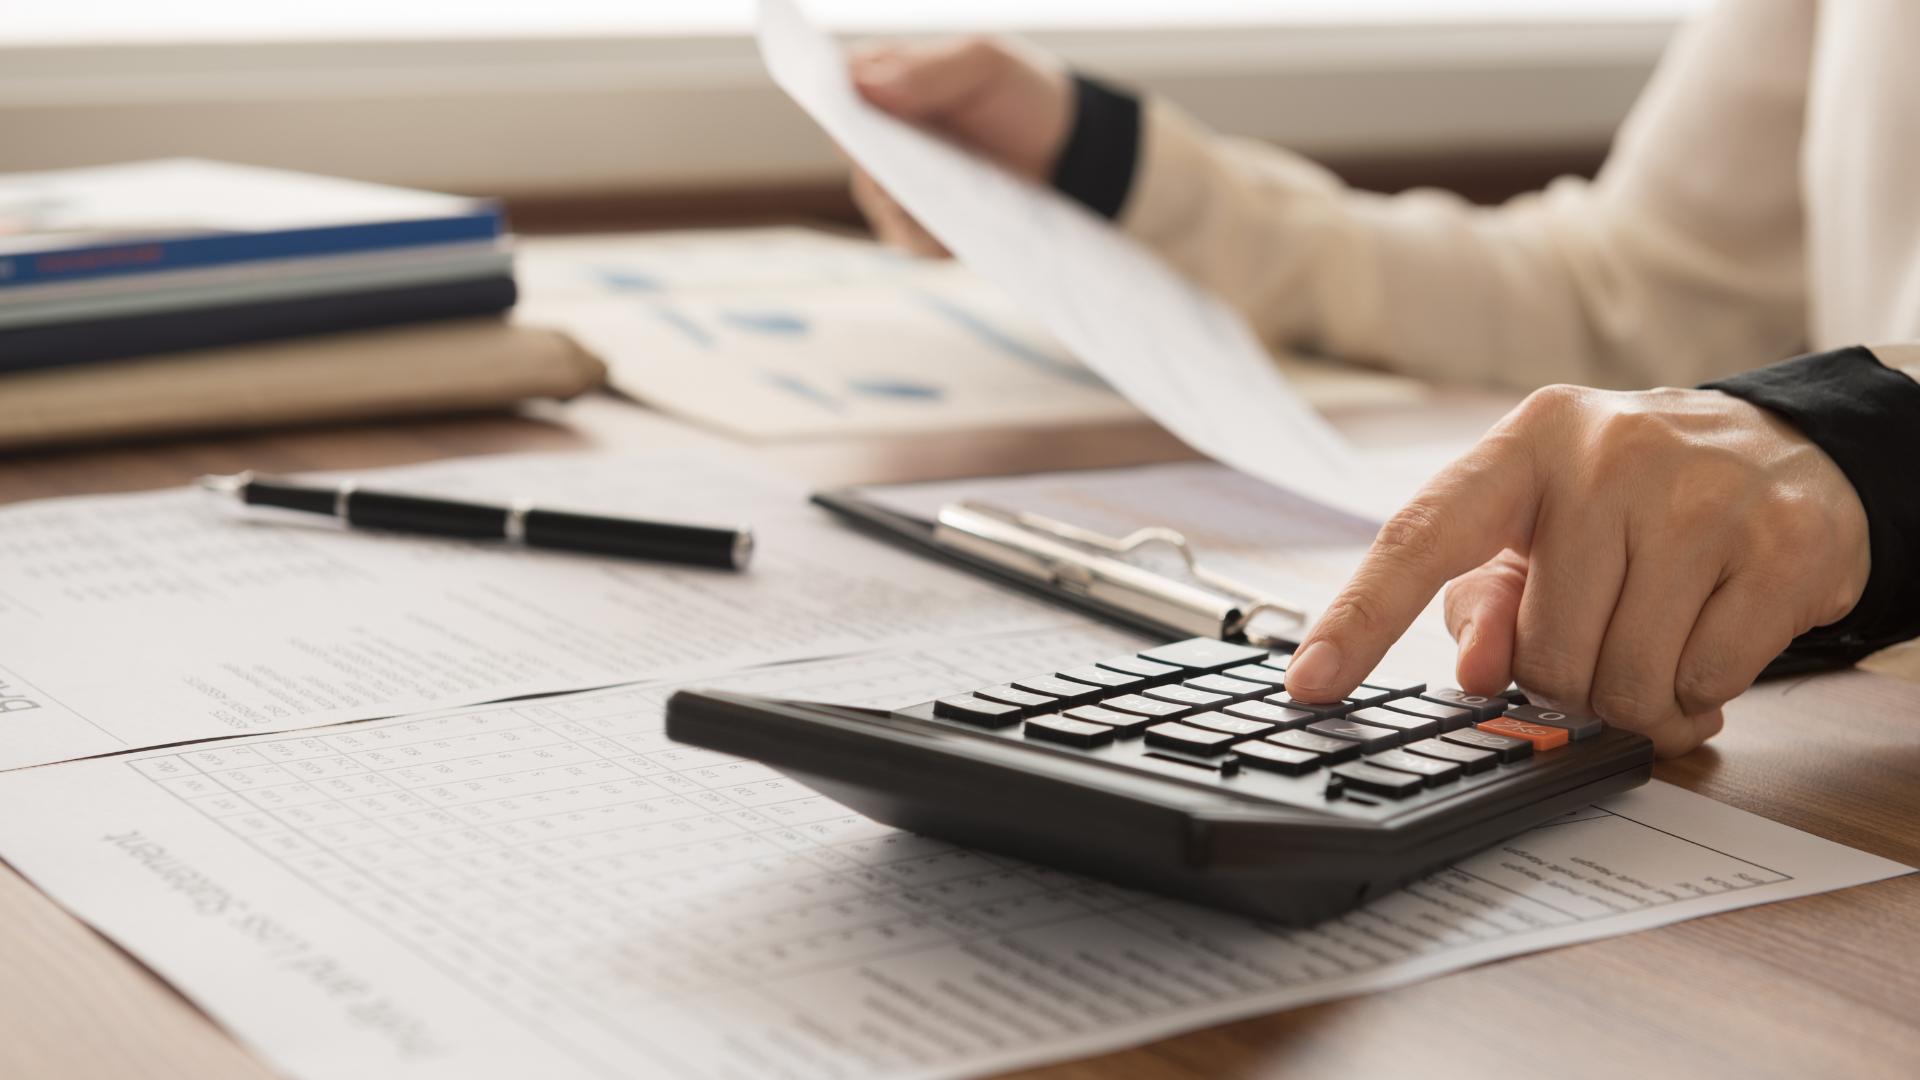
[0,451,1080,771]
[0,626,1904,1080]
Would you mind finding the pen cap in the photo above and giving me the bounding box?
[523,509,751,569]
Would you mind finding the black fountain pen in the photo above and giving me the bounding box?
[199,472,753,570]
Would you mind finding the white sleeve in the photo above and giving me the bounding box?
[1120,0,1816,391]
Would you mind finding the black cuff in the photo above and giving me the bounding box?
[1702,346,1920,665]
[1051,74,1141,220]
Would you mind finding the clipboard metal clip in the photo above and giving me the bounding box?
[933,501,1310,648]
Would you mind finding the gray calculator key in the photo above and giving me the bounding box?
[1009,675,1102,707]
[1440,727,1533,762]
[933,694,1023,728]
[1365,748,1462,785]
[1263,692,1353,719]
[1183,673,1269,699]
[1420,688,1506,722]
[1222,700,1313,730]
[971,685,1058,715]
[1358,675,1427,697]
[1055,665,1144,691]
[1306,718,1401,754]
[1182,711,1275,739]
[1100,694,1192,719]
[1347,706,1439,742]
[1024,715,1116,748]
[1144,721,1238,756]
[1402,737,1498,774]
[1330,762,1425,799]
[1137,638,1271,673]
[1270,729,1361,763]
[1235,741,1320,775]
[1506,704,1603,740]
[1222,663,1289,686]
[1063,705,1154,736]
[1382,697,1478,732]
[1095,655,1183,682]
[1143,684,1232,710]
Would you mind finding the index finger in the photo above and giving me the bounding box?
[1283,434,1542,701]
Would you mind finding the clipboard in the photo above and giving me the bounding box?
[811,488,1311,649]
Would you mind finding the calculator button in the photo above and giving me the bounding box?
[1262,692,1353,719]
[1099,694,1192,719]
[1062,705,1154,736]
[1421,688,1505,721]
[1381,697,1478,732]
[1142,684,1232,710]
[1222,663,1289,686]
[1269,729,1362,763]
[1234,741,1320,775]
[1182,673,1269,699]
[1358,675,1428,699]
[1144,722,1238,756]
[1094,655,1183,682]
[1330,762,1426,799]
[1365,749,1463,785]
[933,694,1023,728]
[1222,700,1313,730]
[1306,718,1401,754]
[970,685,1058,715]
[1440,727,1535,762]
[1137,638,1271,673]
[1055,665,1145,691]
[1024,715,1116,749]
[1181,711,1275,739]
[1346,706,1439,743]
[1505,704,1603,740]
[1476,717,1569,751]
[1009,675,1102,707]
[1403,737,1499,774]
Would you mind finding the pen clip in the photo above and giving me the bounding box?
[933,501,1309,647]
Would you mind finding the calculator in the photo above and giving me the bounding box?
[665,637,1654,925]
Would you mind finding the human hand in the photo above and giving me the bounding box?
[1282,385,1871,757]
[845,36,1075,255]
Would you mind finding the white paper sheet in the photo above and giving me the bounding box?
[0,626,1904,1080]
[0,451,1082,771]
[757,0,1396,521]
[514,231,1144,439]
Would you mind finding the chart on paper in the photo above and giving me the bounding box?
[0,625,1904,1080]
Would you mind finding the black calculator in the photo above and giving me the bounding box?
[665,637,1654,925]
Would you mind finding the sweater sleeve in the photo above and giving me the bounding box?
[1109,0,1818,393]
[1049,74,1142,220]
[1703,344,1920,665]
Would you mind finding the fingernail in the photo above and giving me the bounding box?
[1286,640,1340,692]
[1458,620,1476,650]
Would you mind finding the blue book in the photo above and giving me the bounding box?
[0,159,503,290]
[0,275,518,373]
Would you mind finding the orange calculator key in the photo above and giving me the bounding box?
[1476,717,1569,751]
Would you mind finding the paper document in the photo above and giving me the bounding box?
[0,625,1903,1080]
[757,0,1394,521]
[0,451,1081,771]
[515,230,1143,439]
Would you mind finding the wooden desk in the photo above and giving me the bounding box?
[1,391,1915,1080]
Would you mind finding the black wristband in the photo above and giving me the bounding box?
[1051,74,1142,220]
[1703,346,1920,665]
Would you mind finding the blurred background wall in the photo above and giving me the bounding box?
[0,1,1705,230]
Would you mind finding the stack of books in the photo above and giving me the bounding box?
[0,159,606,450]
[0,158,516,371]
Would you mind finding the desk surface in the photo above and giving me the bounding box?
[1,391,1915,1080]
